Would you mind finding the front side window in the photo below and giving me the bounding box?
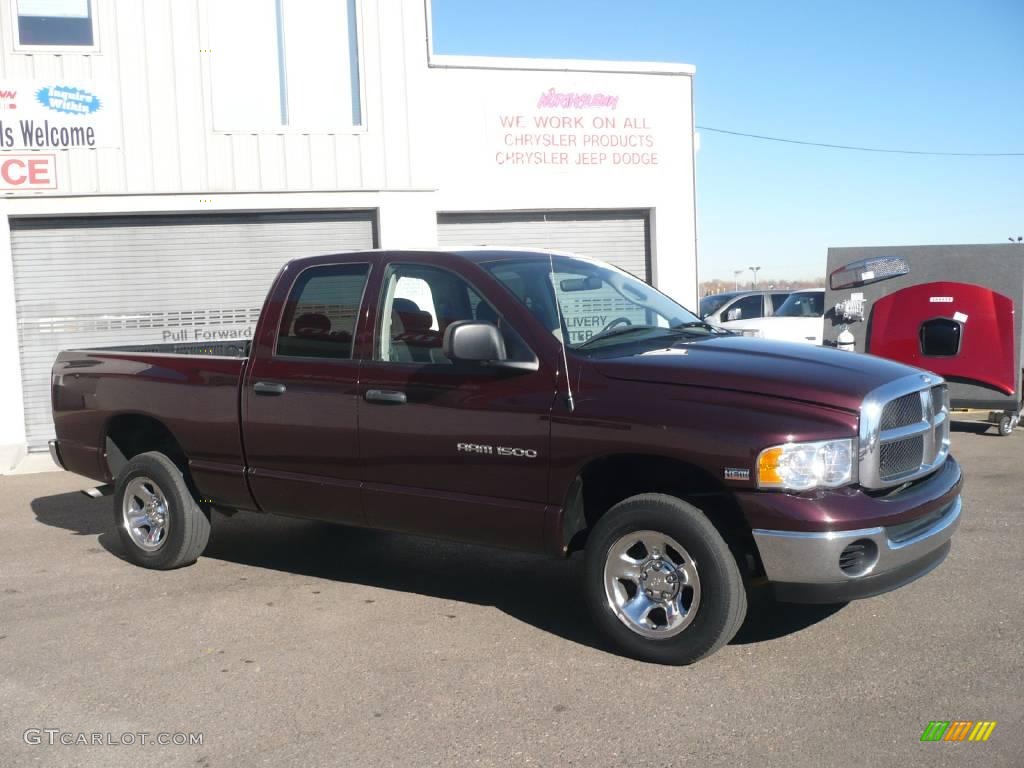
[770,293,790,312]
[725,294,763,321]
[486,256,719,352]
[16,0,95,47]
[277,263,369,359]
[776,291,825,318]
[377,264,531,364]
[207,0,362,131]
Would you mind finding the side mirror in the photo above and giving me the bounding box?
[726,308,742,321]
[443,321,507,363]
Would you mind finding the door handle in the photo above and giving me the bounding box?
[254,381,287,396]
[365,389,407,405]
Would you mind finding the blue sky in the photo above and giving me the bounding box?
[431,0,1024,283]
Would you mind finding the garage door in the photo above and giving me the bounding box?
[437,210,650,281]
[12,211,376,449]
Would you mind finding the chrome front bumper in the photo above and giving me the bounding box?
[753,496,961,603]
[48,439,65,470]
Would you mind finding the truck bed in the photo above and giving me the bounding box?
[51,345,254,510]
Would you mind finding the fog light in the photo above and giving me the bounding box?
[839,539,878,577]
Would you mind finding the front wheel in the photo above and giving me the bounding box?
[584,493,747,665]
[997,413,1018,436]
[113,451,211,570]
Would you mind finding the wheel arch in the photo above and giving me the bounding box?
[562,453,760,575]
[104,413,190,483]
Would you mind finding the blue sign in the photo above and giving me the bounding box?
[35,85,102,116]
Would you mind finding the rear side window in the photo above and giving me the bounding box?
[277,263,370,359]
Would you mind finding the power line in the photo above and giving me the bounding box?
[696,125,1024,157]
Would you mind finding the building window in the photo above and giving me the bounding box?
[207,0,362,132]
[15,0,96,48]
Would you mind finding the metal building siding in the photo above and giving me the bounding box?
[436,211,651,281]
[0,0,420,195]
[12,211,376,447]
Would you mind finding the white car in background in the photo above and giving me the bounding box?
[699,289,792,326]
[724,289,825,344]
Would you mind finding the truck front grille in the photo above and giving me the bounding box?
[860,374,950,488]
[880,435,924,478]
[880,393,923,430]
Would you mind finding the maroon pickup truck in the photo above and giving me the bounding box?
[50,249,962,664]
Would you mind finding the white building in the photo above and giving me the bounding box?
[0,0,698,470]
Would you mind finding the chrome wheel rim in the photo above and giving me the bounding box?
[122,476,170,552]
[603,529,701,639]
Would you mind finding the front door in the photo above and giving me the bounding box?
[242,259,373,524]
[358,257,557,552]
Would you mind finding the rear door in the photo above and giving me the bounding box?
[242,257,374,523]
[357,254,557,552]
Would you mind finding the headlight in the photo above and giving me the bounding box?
[756,438,855,490]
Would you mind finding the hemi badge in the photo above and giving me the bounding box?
[724,468,750,481]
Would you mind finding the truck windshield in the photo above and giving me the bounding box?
[775,291,825,318]
[485,256,712,350]
[699,293,734,318]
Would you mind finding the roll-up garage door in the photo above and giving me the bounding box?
[11,211,376,448]
[437,210,651,281]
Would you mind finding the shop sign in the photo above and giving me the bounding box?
[0,79,119,151]
[0,153,56,190]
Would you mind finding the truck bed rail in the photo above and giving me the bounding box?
[77,340,251,358]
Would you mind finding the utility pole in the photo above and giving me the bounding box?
[749,266,761,289]
[733,269,743,291]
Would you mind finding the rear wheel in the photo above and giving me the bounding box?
[997,413,1017,436]
[113,451,210,569]
[584,493,747,665]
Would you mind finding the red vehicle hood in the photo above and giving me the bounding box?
[867,281,1017,396]
[595,336,923,412]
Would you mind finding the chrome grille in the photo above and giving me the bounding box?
[880,436,924,478]
[880,393,922,430]
[859,374,950,488]
[930,423,944,463]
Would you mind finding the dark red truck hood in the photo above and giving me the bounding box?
[595,336,922,412]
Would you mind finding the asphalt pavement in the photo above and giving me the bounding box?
[1,420,1021,767]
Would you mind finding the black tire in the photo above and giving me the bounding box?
[584,493,747,665]
[113,451,210,570]
[997,414,1017,436]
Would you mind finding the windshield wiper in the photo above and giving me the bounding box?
[672,320,732,335]
[575,325,662,349]
[576,322,726,350]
